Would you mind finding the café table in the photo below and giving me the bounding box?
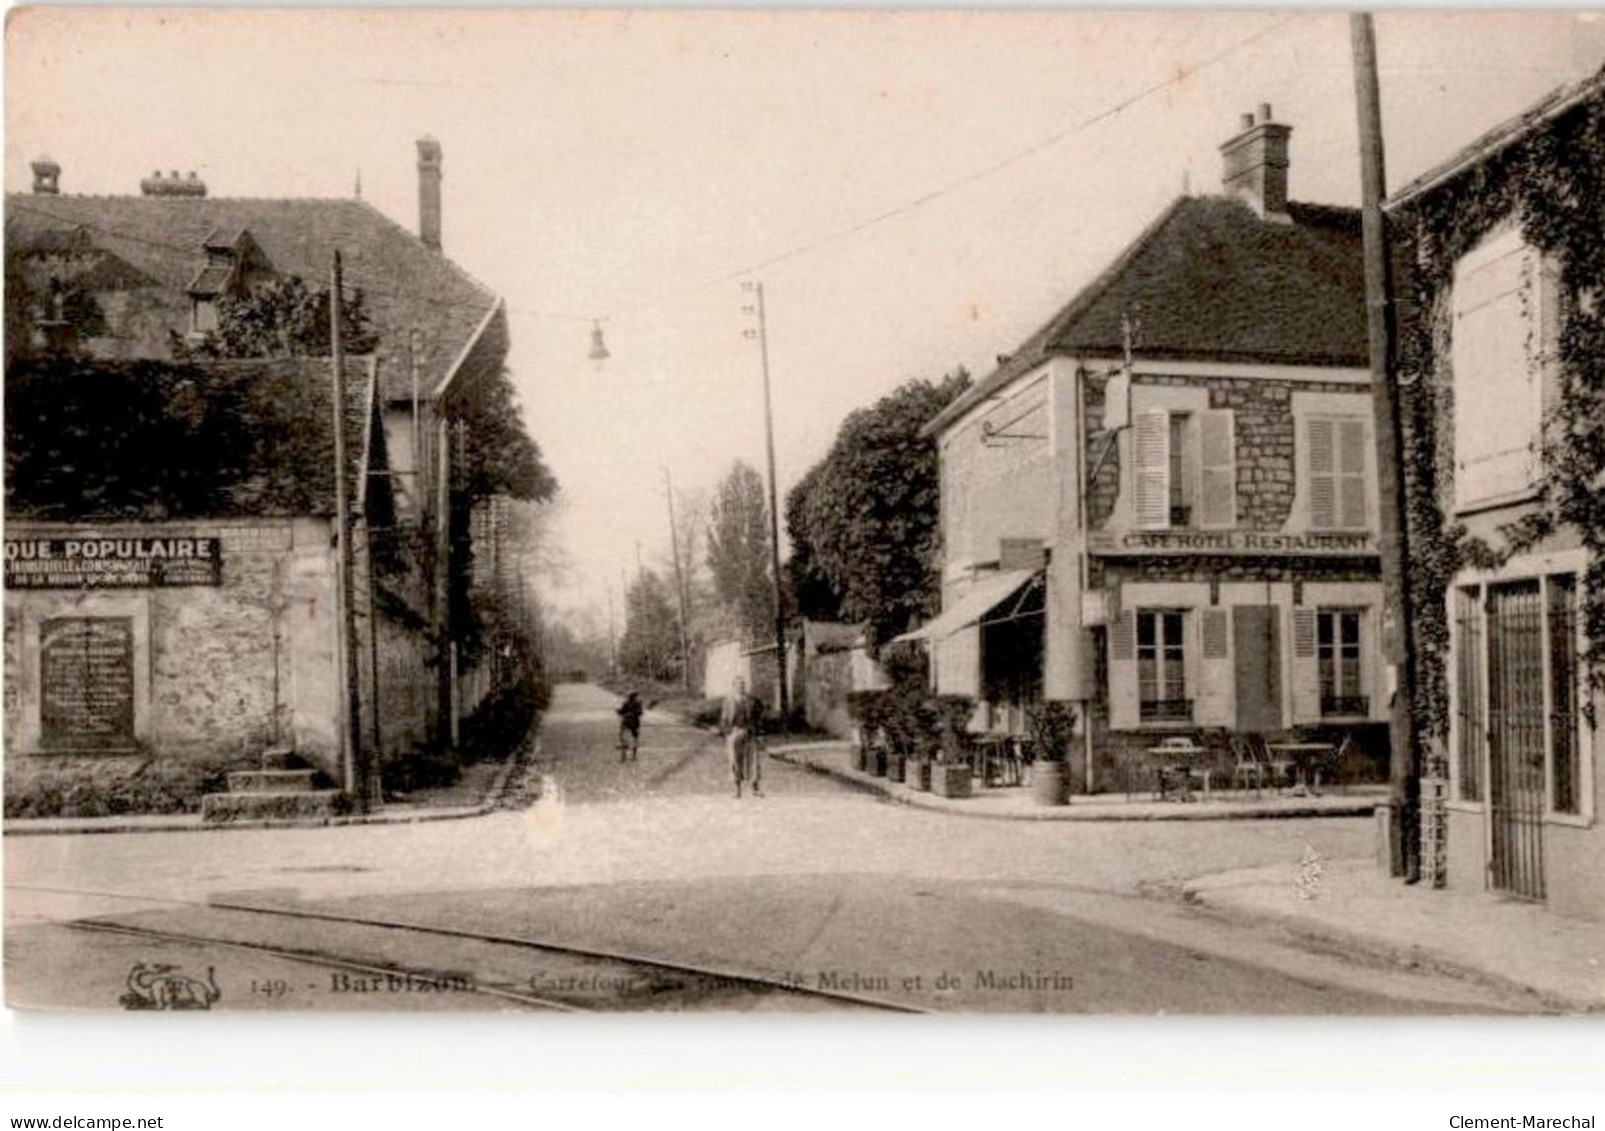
[1146,740,1209,802]
[1264,742,1334,797]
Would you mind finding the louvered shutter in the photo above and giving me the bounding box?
[1198,409,1236,528]
[1109,610,1139,730]
[1308,418,1336,530]
[1133,408,1171,530]
[1338,419,1368,530]
[1197,607,1232,727]
[1290,607,1320,722]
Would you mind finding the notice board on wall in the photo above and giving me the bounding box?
[39,616,136,751]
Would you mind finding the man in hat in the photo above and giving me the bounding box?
[720,678,764,799]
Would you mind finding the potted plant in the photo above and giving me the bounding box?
[932,694,975,799]
[1025,700,1077,806]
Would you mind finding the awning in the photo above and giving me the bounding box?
[891,569,1039,644]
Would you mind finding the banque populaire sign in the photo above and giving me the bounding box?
[4,537,223,589]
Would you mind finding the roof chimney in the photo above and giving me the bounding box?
[30,156,61,195]
[417,136,442,252]
[140,169,207,198]
[1219,103,1291,222]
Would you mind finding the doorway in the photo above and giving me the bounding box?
[1233,605,1282,733]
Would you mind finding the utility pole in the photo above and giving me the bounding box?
[1352,12,1419,883]
[744,281,790,727]
[330,251,368,812]
[606,585,618,676]
[664,467,695,693]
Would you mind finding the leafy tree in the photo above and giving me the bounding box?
[706,460,775,643]
[619,568,682,682]
[453,367,557,505]
[3,252,107,364]
[784,460,844,621]
[176,275,379,360]
[789,371,970,645]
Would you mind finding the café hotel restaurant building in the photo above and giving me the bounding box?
[911,105,1390,787]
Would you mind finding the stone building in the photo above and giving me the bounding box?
[1385,71,1603,919]
[5,138,517,770]
[915,106,1388,789]
[2,357,418,801]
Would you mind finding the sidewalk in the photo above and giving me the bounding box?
[3,740,536,838]
[1184,856,1605,1013]
[768,740,1385,822]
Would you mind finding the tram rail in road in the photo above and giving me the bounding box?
[18,883,926,1014]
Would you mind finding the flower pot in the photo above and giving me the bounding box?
[1031,759,1070,806]
[886,753,906,783]
[869,749,888,778]
[910,760,932,792]
[934,762,971,799]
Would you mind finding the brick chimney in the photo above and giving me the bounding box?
[140,170,207,198]
[31,156,60,195]
[417,136,442,252]
[1220,103,1291,222]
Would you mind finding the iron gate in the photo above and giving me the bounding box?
[1485,581,1547,901]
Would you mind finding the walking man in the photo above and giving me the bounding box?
[720,678,764,799]
[617,690,643,762]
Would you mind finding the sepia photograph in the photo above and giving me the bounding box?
[3,5,1603,1033]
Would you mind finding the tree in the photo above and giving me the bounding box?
[176,275,379,360]
[706,460,775,644]
[785,460,845,622]
[454,367,557,505]
[618,568,682,682]
[789,371,970,645]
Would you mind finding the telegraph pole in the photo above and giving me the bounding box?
[664,467,695,692]
[744,281,790,727]
[1352,12,1419,882]
[330,251,368,812]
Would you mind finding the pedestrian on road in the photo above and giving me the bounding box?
[720,678,764,799]
[617,691,643,762]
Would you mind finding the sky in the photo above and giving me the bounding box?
[7,7,1603,629]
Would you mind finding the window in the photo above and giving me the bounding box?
[1137,609,1189,721]
[1548,576,1579,816]
[1308,417,1368,530]
[1451,227,1554,509]
[1317,609,1366,717]
[1134,408,1234,530]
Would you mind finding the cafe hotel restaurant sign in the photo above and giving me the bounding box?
[4,536,223,589]
[1087,529,1376,556]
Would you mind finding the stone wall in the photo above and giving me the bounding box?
[4,519,342,774]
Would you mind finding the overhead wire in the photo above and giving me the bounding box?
[9,13,1303,332]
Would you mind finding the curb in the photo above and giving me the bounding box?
[767,746,1380,823]
[1165,878,1600,1015]
[4,728,545,839]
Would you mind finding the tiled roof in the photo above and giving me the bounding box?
[4,195,499,402]
[928,194,1367,435]
[5,356,377,521]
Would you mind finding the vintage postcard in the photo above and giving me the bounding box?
[4,7,1603,1018]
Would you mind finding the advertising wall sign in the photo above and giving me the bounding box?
[4,537,222,589]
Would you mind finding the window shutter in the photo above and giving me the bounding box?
[1133,408,1171,530]
[1198,608,1233,726]
[1198,409,1236,528]
[1307,418,1336,530]
[1452,235,1539,506]
[1338,419,1368,529]
[1108,610,1139,730]
[1111,609,1136,661]
[1290,607,1320,723]
[1202,608,1229,659]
